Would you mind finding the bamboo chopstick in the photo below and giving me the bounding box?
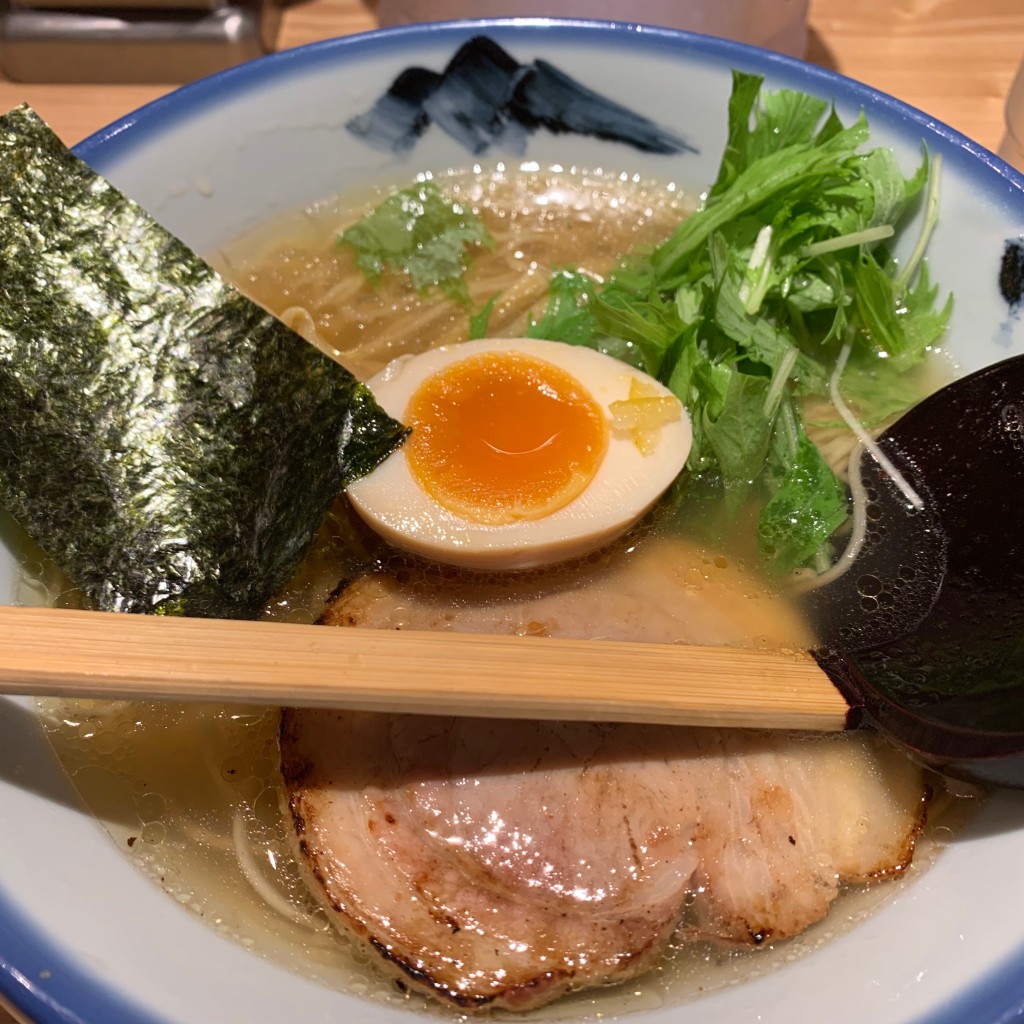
[0,605,852,731]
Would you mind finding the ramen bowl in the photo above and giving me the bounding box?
[2,18,1024,1024]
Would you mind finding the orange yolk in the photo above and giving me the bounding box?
[403,350,609,525]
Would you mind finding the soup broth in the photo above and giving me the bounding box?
[36,689,974,1020]
[212,164,692,379]
[33,162,976,1016]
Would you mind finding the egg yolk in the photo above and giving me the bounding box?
[403,350,609,525]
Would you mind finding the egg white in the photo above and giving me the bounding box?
[345,337,692,570]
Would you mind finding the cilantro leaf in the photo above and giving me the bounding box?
[339,180,493,303]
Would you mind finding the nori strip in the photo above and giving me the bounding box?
[0,105,408,619]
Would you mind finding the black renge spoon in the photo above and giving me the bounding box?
[805,351,1024,787]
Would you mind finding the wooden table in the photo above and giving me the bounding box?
[0,2,1021,1022]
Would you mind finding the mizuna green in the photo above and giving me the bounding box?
[526,71,952,573]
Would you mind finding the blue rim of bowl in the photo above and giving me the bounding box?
[0,17,1021,1024]
[72,16,1024,200]
[0,897,172,1024]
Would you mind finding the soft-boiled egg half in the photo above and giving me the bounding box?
[346,337,692,570]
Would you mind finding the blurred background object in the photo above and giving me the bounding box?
[0,0,281,82]
[0,0,810,84]
[0,3,1020,168]
[1000,53,1024,171]
[376,0,809,57]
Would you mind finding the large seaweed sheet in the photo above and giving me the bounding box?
[0,106,407,618]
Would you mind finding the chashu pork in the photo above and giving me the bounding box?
[279,536,930,1011]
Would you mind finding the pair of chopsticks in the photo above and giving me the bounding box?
[0,605,849,730]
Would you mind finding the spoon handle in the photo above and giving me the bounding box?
[0,605,851,731]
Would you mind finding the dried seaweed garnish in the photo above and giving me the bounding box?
[0,105,408,619]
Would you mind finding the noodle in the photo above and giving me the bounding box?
[231,811,322,930]
[215,167,692,379]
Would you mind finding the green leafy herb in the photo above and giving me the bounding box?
[339,179,493,303]
[527,269,600,345]
[526,270,649,369]
[0,106,408,619]
[758,433,849,570]
[702,371,773,513]
[468,293,499,339]
[527,71,953,572]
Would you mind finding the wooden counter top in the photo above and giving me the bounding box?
[0,2,1022,1023]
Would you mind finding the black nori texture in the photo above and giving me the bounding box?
[0,105,407,619]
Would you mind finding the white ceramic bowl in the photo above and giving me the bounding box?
[3,18,1024,1024]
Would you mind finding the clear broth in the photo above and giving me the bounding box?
[35,691,977,1021]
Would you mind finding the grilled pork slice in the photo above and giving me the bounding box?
[317,535,818,647]
[280,538,929,1011]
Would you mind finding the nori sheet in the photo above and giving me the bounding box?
[0,105,408,619]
